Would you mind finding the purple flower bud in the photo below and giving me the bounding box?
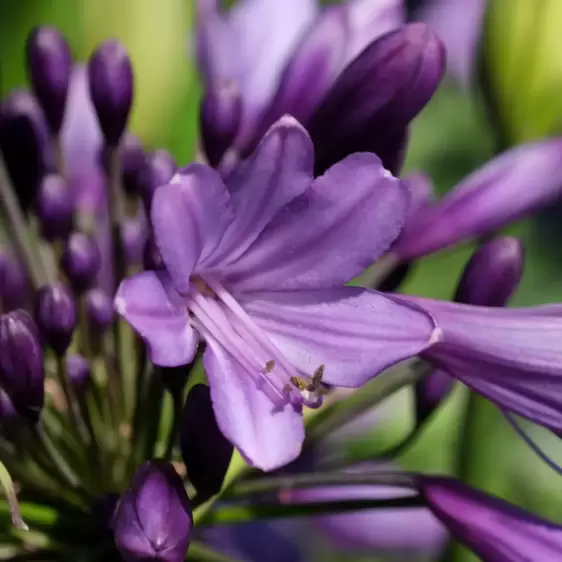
[143,237,164,271]
[180,384,233,500]
[454,236,524,307]
[65,353,91,390]
[0,388,27,441]
[85,288,114,333]
[418,476,562,561]
[100,133,145,196]
[34,283,77,355]
[61,232,101,293]
[26,26,72,134]
[0,90,50,210]
[0,310,44,423]
[113,460,192,562]
[36,174,74,241]
[307,23,445,175]
[0,253,29,311]
[138,150,176,213]
[121,216,146,266]
[415,237,524,424]
[200,82,242,167]
[88,40,133,146]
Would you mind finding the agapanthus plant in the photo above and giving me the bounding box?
[1,4,562,562]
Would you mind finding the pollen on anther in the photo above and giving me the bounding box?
[265,360,276,373]
[290,376,308,391]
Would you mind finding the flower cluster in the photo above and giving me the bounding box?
[0,1,562,561]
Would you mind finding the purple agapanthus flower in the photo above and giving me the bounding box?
[419,476,562,561]
[196,0,445,175]
[115,117,439,470]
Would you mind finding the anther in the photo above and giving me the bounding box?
[290,376,308,391]
[310,365,324,390]
[264,360,275,373]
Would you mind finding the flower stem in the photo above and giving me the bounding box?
[0,153,46,289]
[164,391,183,461]
[187,542,239,562]
[0,460,27,530]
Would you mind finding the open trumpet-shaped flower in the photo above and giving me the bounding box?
[115,117,439,470]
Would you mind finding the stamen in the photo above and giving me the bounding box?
[265,360,276,373]
[310,365,324,390]
[191,276,216,298]
[290,376,308,391]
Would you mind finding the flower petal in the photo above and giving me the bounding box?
[403,171,434,221]
[394,139,562,260]
[408,296,562,432]
[211,117,314,266]
[225,153,408,291]
[240,287,438,387]
[203,336,304,471]
[419,476,562,560]
[114,271,197,367]
[151,163,234,294]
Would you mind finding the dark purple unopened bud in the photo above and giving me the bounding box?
[26,26,72,134]
[180,384,233,500]
[200,82,242,167]
[65,353,91,390]
[121,216,146,266]
[0,388,27,441]
[88,40,133,146]
[138,150,176,213]
[143,237,164,271]
[0,310,44,423]
[455,236,524,307]
[415,237,524,424]
[100,133,145,196]
[34,283,77,355]
[36,174,74,241]
[307,23,445,175]
[113,460,192,562]
[85,288,114,333]
[0,90,49,210]
[61,232,101,293]
[0,253,29,311]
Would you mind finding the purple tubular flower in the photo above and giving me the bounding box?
[394,139,562,261]
[200,81,242,168]
[66,353,91,390]
[113,460,192,562]
[101,133,145,196]
[180,384,233,499]
[0,252,29,311]
[0,90,50,210]
[88,40,133,146]
[36,174,74,241]
[115,117,439,470]
[0,310,44,423]
[403,171,434,221]
[196,0,405,160]
[418,476,562,561]
[415,236,525,423]
[26,26,72,134]
[307,23,446,175]
[86,288,114,333]
[121,215,147,266]
[61,232,102,293]
[137,150,177,214]
[34,283,77,356]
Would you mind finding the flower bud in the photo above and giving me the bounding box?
[113,460,192,562]
[88,40,133,146]
[307,23,445,175]
[34,283,77,355]
[100,133,145,196]
[0,310,44,423]
[143,236,164,271]
[200,82,242,167]
[121,216,146,266]
[180,384,233,500]
[85,288,114,333]
[65,353,91,390]
[0,90,49,210]
[0,388,27,441]
[138,150,176,213]
[0,252,29,311]
[61,232,101,293]
[26,26,72,134]
[36,174,74,241]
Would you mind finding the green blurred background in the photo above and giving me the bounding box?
[1,1,562,561]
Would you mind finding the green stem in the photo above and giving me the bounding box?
[305,360,425,446]
[0,460,27,530]
[201,495,424,526]
[0,153,46,289]
[187,541,239,562]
